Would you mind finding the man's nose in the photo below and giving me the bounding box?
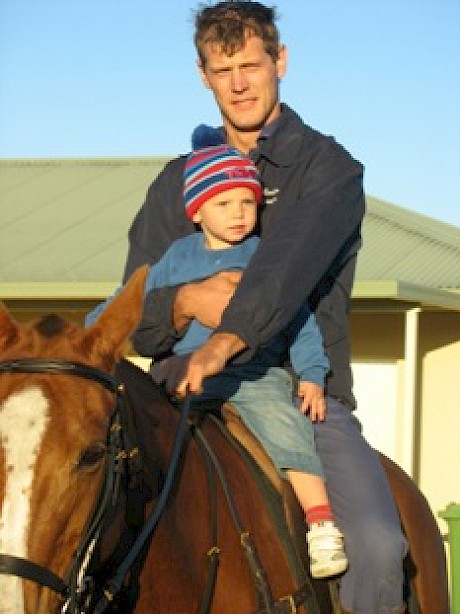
[230,68,248,92]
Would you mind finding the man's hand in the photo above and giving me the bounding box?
[173,271,241,332]
[297,381,326,422]
[150,354,191,395]
[175,332,246,397]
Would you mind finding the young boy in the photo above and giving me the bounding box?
[87,144,347,578]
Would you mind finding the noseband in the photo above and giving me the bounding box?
[0,358,124,611]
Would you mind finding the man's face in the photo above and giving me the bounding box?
[198,35,287,138]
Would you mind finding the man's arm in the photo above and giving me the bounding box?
[217,136,365,354]
[173,271,242,331]
[131,265,241,358]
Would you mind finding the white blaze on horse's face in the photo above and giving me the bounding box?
[0,386,49,614]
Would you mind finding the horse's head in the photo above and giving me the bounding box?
[0,266,148,614]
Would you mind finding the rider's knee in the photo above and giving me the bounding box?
[348,518,408,574]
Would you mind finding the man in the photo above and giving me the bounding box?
[123,2,407,612]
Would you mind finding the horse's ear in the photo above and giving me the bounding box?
[0,302,20,352]
[81,265,149,365]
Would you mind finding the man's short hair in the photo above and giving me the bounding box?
[194,1,280,66]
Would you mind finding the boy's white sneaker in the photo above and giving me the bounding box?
[306,521,348,579]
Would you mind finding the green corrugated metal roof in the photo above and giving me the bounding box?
[356,198,460,289]
[1,157,459,310]
[0,157,167,285]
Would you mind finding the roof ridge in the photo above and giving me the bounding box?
[0,156,172,167]
[366,197,460,251]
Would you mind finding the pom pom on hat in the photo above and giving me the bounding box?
[184,144,263,219]
[191,124,225,149]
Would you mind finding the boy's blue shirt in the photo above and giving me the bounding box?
[145,233,258,291]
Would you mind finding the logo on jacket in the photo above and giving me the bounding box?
[263,187,279,205]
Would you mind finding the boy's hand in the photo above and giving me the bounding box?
[297,381,326,422]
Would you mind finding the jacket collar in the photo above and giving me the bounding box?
[254,104,305,167]
[189,104,305,168]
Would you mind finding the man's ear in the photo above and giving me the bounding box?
[197,58,211,89]
[276,44,288,79]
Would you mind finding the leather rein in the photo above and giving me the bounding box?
[0,358,126,612]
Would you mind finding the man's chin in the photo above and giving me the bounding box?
[229,118,267,133]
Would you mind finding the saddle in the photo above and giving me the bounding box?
[221,402,284,492]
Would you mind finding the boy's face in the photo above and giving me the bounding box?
[193,186,258,249]
[198,34,286,141]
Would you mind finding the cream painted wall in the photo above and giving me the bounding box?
[350,310,460,546]
[418,313,460,534]
[351,361,399,460]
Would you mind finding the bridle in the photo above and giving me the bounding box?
[0,357,192,614]
[0,358,127,613]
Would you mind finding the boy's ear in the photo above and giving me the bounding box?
[192,211,202,224]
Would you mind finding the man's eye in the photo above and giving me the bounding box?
[213,68,231,75]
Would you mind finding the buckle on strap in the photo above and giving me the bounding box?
[277,593,296,613]
[256,583,312,613]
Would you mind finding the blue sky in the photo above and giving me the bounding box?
[1,0,459,227]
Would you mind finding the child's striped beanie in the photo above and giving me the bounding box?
[183,144,262,219]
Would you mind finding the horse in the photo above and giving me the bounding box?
[0,265,449,613]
